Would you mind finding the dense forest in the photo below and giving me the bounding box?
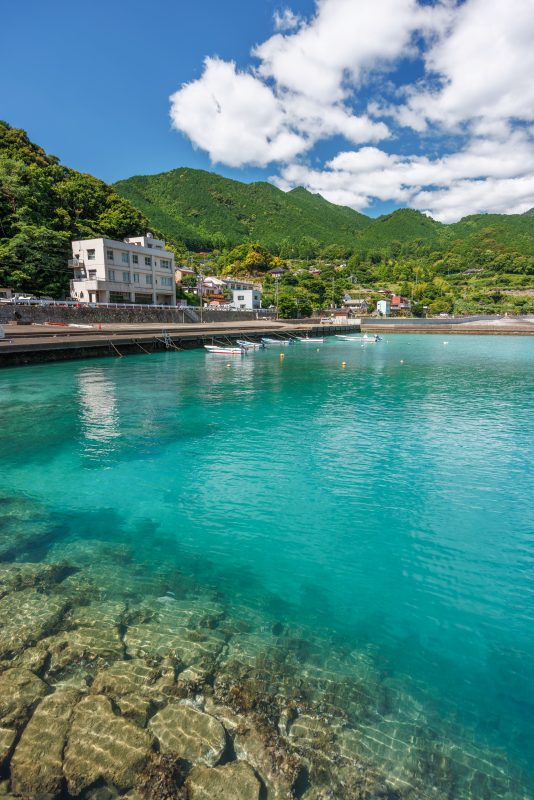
[0,121,153,297]
[114,169,371,252]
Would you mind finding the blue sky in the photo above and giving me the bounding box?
[2,0,534,221]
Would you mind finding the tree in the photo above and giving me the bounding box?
[298,236,320,260]
[428,297,453,315]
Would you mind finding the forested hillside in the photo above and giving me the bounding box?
[1,121,533,312]
[0,121,153,297]
[114,168,371,251]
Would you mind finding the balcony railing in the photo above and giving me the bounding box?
[68,259,84,268]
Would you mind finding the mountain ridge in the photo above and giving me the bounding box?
[114,166,534,256]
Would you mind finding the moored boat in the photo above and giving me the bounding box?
[236,339,264,349]
[362,334,382,343]
[204,345,244,355]
[261,337,290,346]
[336,334,382,343]
[296,336,324,343]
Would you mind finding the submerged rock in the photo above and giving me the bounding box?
[63,694,153,794]
[0,668,48,728]
[0,729,16,771]
[42,601,127,681]
[0,497,54,560]
[0,562,69,599]
[149,703,226,767]
[92,658,167,700]
[10,688,80,798]
[186,761,261,800]
[0,589,68,659]
[234,726,299,800]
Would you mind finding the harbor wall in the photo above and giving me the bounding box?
[361,314,522,327]
[0,305,276,326]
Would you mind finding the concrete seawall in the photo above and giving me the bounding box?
[0,305,276,326]
[361,314,534,335]
[0,322,359,367]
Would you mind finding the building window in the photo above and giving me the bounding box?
[160,259,170,269]
[108,270,116,281]
[109,292,128,303]
[144,256,152,266]
[147,243,153,249]
[161,277,172,286]
[106,249,114,261]
[88,269,97,279]
[238,295,244,300]
[133,273,140,283]
[145,275,153,285]
[121,252,129,264]
[132,254,139,264]
[122,271,130,282]
[87,249,95,260]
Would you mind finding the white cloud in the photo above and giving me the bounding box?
[273,8,302,31]
[169,58,308,167]
[169,0,439,166]
[255,0,437,104]
[398,0,534,130]
[275,128,534,221]
[169,0,534,219]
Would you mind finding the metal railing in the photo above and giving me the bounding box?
[2,297,275,316]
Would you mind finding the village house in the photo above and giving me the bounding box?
[391,295,411,312]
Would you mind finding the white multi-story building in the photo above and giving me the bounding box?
[231,288,262,310]
[69,233,176,306]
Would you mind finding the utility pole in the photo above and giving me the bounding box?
[275,276,279,319]
[198,273,204,323]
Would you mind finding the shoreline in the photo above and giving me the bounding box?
[1,317,533,367]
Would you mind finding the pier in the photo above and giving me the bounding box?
[0,321,361,366]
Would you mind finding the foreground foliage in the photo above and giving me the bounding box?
[0,121,152,296]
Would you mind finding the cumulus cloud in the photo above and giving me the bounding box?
[273,8,302,31]
[397,0,534,130]
[169,58,308,167]
[256,0,450,104]
[169,0,437,166]
[169,0,534,219]
[274,129,534,221]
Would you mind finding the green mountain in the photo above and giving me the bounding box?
[354,208,444,249]
[0,121,153,297]
[115,167,534,259]
[114,168,371,251]
[1,121,533,302]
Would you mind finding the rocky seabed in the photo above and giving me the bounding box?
[0,498,530,800]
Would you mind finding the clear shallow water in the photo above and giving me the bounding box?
[1,334,533,796]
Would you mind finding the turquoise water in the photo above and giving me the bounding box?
[1,334,533,796]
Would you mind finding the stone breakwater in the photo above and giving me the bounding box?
[0,499,529,799]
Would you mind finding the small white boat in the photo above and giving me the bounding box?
[204,345,244,355]
[362,334,382,343]
[296,336,324,343]
[236,339,263,349]
[261,337,290,346]
[336,334,382,343]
